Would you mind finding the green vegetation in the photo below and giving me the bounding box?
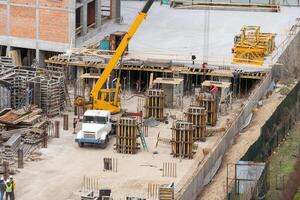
[266,123,300,200]
[278,86,291,96]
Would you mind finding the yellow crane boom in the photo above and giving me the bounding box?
[88,0,154,113]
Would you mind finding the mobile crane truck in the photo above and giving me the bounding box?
[74,0,154,148]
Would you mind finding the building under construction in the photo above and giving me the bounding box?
[0,0,299,200]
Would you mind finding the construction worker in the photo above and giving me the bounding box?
[0,177,5,200]
[8,176,15,200]
[5,179,13,200]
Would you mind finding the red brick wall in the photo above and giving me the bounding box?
[10,6,36,39]
[0,0,70,43]
[39,0,69,8]
[11,0,35,5]
[39,9,69,43]
[0,5,7,35]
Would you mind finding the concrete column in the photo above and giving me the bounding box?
[95,0,102,28]
[111,0,121,23]
[81,2,88,35]
[6,46,11,57]
[37,50,45,67]
[69,0,76,48]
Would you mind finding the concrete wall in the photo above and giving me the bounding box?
[175,73,272,200]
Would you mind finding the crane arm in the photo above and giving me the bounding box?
[90,0,154,103]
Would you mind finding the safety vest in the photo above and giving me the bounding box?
[6,184,12,193]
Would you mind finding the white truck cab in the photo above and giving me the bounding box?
[75,110,112,148]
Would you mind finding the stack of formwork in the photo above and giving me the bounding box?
[115,117,139,154]
[41,78,61,117]
[10,76,27,108]
[0,80,11,110]
[145,89,165,121]
[186,106,207,141]
[196,93,217,126]
[171,120,194,159]
[2,133,22,162]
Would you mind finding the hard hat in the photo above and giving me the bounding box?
[0,177,3,181]
[9,175,12,179]
[6,179,10,183]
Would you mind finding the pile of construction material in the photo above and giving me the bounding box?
[232,26,276,66]
[0,105,52,171]
[0,56,65,117]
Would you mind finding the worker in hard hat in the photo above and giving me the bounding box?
[8,176,15,200]
[0,177,5,200]
[5,179,13,200]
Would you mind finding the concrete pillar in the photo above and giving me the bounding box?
[37,50,45,67]
[81,2,88,35]
[111,0,121,23]
[69,0,76,47]
[95,0,102,28]
[5,46,11,56]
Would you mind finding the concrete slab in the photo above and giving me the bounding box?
[84,1,300,66]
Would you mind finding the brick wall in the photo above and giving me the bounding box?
[0,5,7,35]
[0,0,70,43]
[39,9,69,43]
[11,6,36,39]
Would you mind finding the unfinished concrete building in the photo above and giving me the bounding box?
[0,0,120,66]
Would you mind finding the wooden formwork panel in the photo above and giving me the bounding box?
[171,120,194,159]
[115,117,139,154]
[186,106,207,141]
[145,89,165,121]
[196,93,217,126]
[159,184,174,200]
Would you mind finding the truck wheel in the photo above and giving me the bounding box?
[78,142,84,147]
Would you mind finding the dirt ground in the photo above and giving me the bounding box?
[198,91,284,200]
[13,92,244,200]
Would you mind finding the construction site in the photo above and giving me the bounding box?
[0,0,300,200]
